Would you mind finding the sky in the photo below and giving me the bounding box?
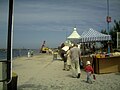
[0,0,120,49]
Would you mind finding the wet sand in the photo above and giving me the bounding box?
[12,54,120,90]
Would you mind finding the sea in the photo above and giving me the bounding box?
[0,49,40,60]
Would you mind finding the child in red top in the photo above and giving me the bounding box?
[84,61,94,84]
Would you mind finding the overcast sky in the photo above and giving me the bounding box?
[0,0,120,49]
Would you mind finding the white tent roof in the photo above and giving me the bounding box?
[80,28,111,42]
[67,27,81,39]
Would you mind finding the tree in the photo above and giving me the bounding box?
[109,20,120,48]
[101,20,120,49]
[113,20,120,32]
[101,29,108,34]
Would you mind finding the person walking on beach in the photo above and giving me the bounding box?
[61,50,67,70]
[84,61,94,84]
[70,44,81,78]
[60,43,67,70]
[28,50,31,58]
[66,47,72,71]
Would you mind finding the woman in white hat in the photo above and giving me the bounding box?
[84,61,94,84]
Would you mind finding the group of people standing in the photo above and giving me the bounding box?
[60,43,95,83]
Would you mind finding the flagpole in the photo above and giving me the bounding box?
[106,0,111,54]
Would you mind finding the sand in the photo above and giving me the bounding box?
[12,54,120,90]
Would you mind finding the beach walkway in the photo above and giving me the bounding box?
[12,54,120,90]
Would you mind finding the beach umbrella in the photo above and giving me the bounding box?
[62,46,69,51]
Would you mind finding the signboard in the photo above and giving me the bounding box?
[117,32,120,49]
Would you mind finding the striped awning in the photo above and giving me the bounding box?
[80,28,111,43]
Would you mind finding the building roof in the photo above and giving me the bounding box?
[67,27,81,39]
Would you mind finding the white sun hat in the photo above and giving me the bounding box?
[86,61,91,65]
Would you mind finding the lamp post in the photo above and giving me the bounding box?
[66,29,67,40]
[6,0,14,89]
[63,29,67,40]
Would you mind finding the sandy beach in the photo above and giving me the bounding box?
[12,54,120,90]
